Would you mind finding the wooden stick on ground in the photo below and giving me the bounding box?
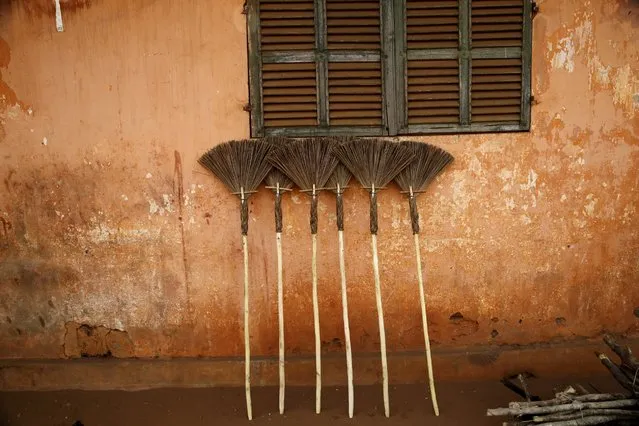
[533,408,639,422]
[536,415,639,426]
[603,334,639,381]
[596,352,637,393]
[509,393,628,409]
[487,398,639,417]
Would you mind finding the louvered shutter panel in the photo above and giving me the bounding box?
[404,0,461,128]
[470,0,526,125]
[400,0,532,133]
[251,0,385,136]
[326,0,384,130]
[248,0,532,136]
[258,0,317,130]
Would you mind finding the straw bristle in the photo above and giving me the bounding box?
[266,169,294,191]
[327,164,352,194]
[198,139,273,197]
[394,142,454,193]
[268,137,339,190]
[333,138,416,189]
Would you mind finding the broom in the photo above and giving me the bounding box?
[333,138,415,417]
[265,166,294,415]
[269,137,339,414]
[198,139,273,421]
[327,163,355,418]
[394,141,454,417]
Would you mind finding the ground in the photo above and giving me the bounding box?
[0,375,622,426]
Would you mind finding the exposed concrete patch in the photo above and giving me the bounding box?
[63,322,133,358]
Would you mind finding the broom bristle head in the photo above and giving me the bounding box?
[198,139,273,197]
[394,141,454,194]
[263,137,294,191]
[268,137,340,191]
[333,138,415,189]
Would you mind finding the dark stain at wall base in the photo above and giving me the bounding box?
[468,348,501,366]
[63,322,134,358]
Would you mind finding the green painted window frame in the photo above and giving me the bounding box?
[247,0,533,137]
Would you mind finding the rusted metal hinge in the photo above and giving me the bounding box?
[532,2,539,18]
[242,0,248,15]
[243,103,252,113]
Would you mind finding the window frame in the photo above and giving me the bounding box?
[247,0,533,138]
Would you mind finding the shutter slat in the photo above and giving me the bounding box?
[472,106,520,115]
[472,7,523,16]
[263,71,316,80]
[264,103,317,112]
[264,119,318,127]
[408,76,459,84]
[407,1,458,9]
[471,114,520,122]
[472,98,520,106]
[408,67,458,76]
[329,62,383,126]
[331,118,382,125]
[260,2,314,11]
[471,90,521,99]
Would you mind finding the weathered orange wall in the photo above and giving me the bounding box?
[0,0,637,362]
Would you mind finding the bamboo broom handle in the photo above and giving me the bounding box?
[408,186,439,415]
[242,233,253,421]
[240,188,252,421]
[276,231,285,414]
[413,233,440,416]
[371,233,389,418]
[336,186,354,418]
[274,184,286,415]
[338,229,354,418]
[311,185,321,414]
[370,184,389,418]
[312,232,321,414]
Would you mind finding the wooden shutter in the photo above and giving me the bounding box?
[256,0,317,131]
[249,0,386,137]
[403,0,462,130]
[247,0,532,136]
[326,0,383,129]
[399,0,532,134]
[469,0,527,125]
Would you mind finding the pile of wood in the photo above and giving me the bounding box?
[487,335,638,425]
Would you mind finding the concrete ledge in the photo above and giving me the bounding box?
[1,338,634,391]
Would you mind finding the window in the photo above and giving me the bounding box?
[247,0,533,137]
